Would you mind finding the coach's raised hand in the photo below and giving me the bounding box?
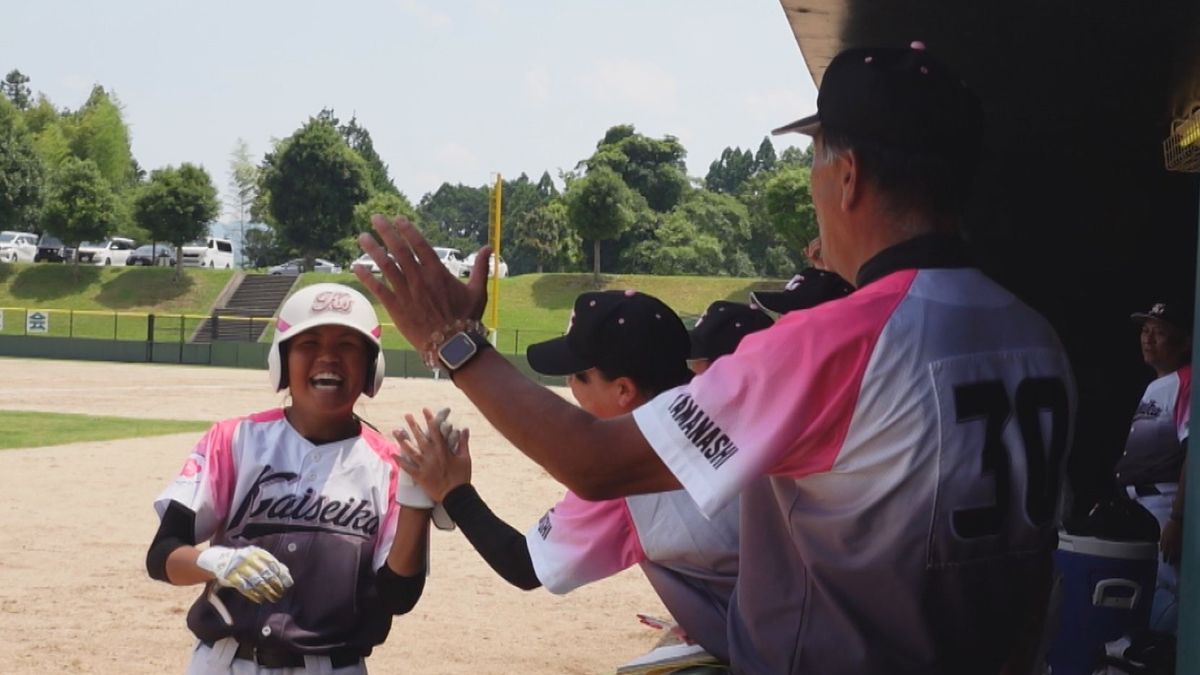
[355,214,492,350]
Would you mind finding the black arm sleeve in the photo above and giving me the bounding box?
[374,564,426,615]
[146,500,197,583]
[441,484,542,590]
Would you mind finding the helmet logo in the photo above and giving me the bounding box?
[312,291,354,314]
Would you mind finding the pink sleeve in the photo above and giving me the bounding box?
[153,418,240,541]
[361,428,402,571]
[1176,364,1191,443]
[633,272,913,516]
[525,491,646,594]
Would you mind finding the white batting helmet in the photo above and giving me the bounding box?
[267,283,386,397]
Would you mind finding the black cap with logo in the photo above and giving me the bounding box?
[1131,301,1193,335]
[527,290,692,382]
[689,301,774,361]
[772,41,983,163]
[750,268,854,315]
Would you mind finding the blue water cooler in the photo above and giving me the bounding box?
[1046,532,1158,675]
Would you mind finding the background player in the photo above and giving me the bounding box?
[1115,299,1192,633]
[146,283,434,674]
[685,301,773,375]
[395,290,739,663]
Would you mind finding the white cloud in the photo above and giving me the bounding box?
[473,0,503,18]
[523,66,551,105]
[581,60,678,110]
[744,87,812,122]
[434,142,483,174]
[395,0,451,29]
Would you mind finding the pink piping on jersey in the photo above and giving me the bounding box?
[361,426,402,560]
[201,416,247,524]
[1175,364,1192,440]
[696,270,916,479]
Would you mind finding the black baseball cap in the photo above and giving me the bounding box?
[689,301,774,361]
[773,41,983,162]
[750,268,854,315]
[527,290,691,379]
[1131,301,1193,334]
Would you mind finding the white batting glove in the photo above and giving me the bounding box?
[395,469,436,509]
[197,545,294,604]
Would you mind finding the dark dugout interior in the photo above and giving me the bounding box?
[778,0,1200,514]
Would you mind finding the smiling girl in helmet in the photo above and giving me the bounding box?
[146,283,435,674]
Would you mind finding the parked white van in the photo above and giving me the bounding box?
[77,237,137,265]
[180,237,234,268]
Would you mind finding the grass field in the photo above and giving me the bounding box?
[0,410,211,450]
[0,264,234,341]
[0,263,784,353]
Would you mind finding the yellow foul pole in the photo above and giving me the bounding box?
[488,174,502,333]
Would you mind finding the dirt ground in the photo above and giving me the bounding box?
[0,357,669,674]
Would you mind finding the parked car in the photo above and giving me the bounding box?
[433,247,466,277]
[126,244,177,267]
[0,231,38,263]
[350,253,381,274]
[460,251,508,278]
[268,257,343,275]
[76,237,137,265]
[34,234,74,263]
[180,237,234,268]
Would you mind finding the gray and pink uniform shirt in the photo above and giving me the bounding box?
[1115,364,1191,486]
[155,409,402,654]
[525,489,739,652]
[633,236,1076,674]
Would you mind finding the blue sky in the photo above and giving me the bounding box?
[3,1,817,221]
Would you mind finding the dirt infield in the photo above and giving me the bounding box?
[0,357,668,674]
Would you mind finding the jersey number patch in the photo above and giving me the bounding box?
[929,352,1071,566]
[951,378,1069,538]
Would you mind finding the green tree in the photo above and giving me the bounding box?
[339,115,398,196]
[778,144,814,168]
[0,97,44,229]
[673,190,754,276]
[227,138,258,267]
[68,86,136,189]
[508,200,578,273]
[584,124,689,213]
[23,95,58,134]
[132,163,220,281]
[260,115,369,271]
[705,147,755,194]
[754,137,777,172]
[43,157,120,271]
[417,182,490,244]
[763,166,818,255]
[627,213,724,276]
[2,70,32,110]
[566,166,639,281]
[242,226,288,268]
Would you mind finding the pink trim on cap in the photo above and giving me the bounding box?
[371,325,382,338]
[277,318,291,332]
[910,40,926,50]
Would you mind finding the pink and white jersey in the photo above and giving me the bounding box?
[524,490,739,595]
[635,254,1075,673]
[1115,365,1191,486]
[154,409,402,653]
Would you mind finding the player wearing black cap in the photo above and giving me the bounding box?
[686,301,774,375]
[1115,299,1193,633]
[395,290,739,664]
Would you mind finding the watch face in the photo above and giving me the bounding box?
[438,333,478,370]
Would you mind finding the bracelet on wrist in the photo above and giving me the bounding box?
[422,319,488,370]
